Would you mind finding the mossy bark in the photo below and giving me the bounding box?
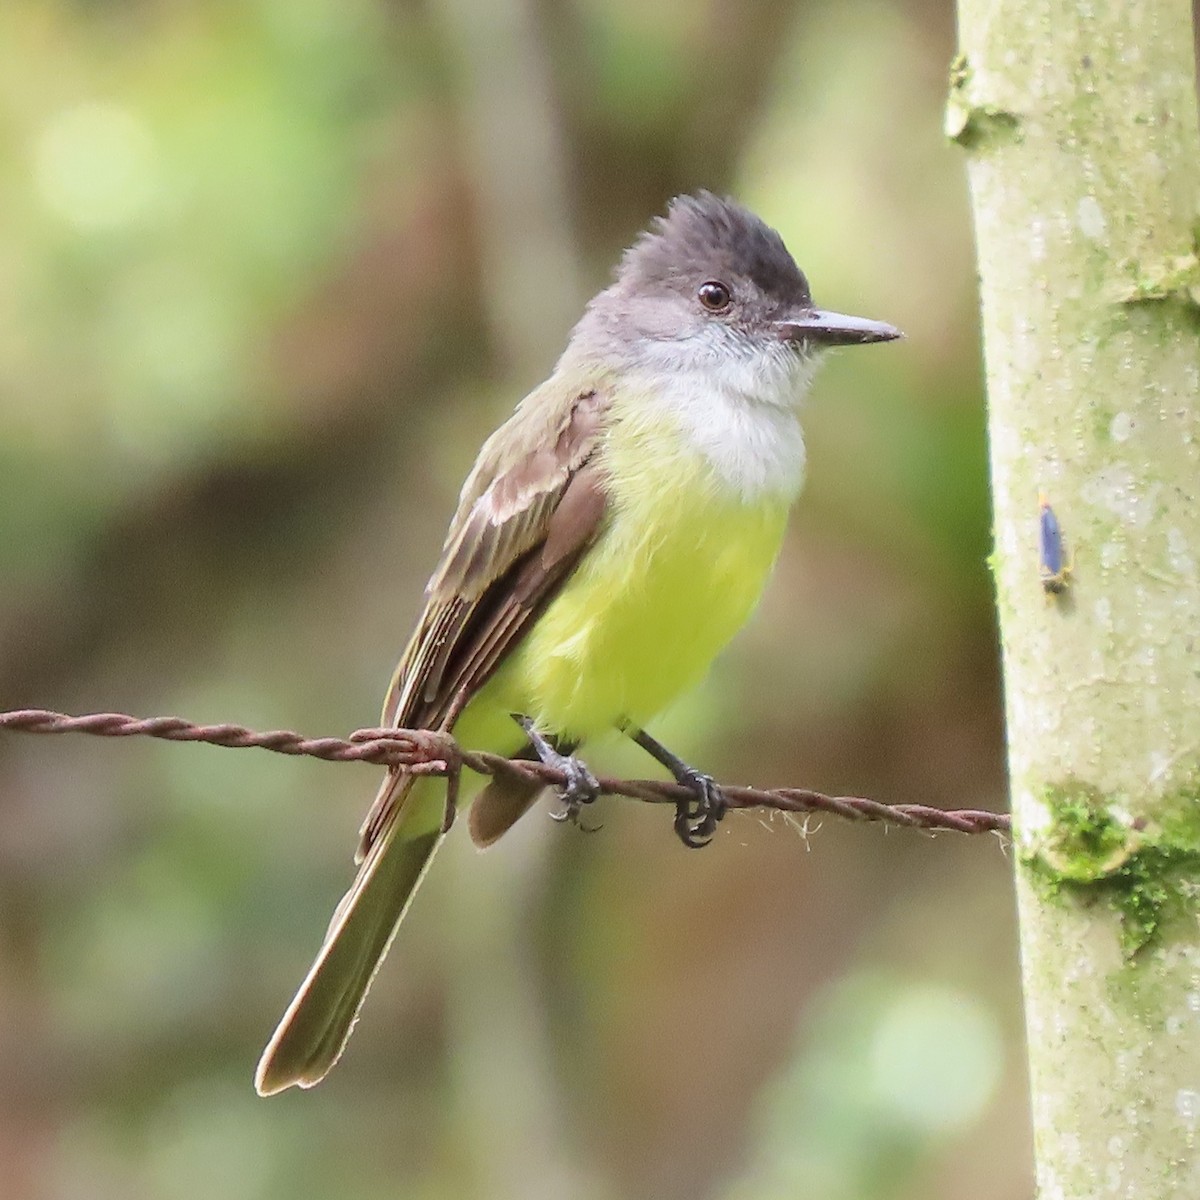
[950,2,1200,1196]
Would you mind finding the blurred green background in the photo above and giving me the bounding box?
[0,1,1027,1198]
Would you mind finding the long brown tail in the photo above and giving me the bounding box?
[255,774,447,1095]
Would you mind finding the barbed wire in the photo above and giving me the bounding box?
[0,708,1010,837]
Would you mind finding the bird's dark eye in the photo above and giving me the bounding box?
[697,280,732,312]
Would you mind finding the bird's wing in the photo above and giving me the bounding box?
[358,381,611,858]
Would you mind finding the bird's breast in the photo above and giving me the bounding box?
[483,396,798,739]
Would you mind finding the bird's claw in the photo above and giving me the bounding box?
[512,714,603,834]
[672,769,727,849]
[548,755,602,832]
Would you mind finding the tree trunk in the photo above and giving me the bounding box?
[949,2,1200,1196]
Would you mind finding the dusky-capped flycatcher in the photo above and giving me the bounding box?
[255,192,901,1095]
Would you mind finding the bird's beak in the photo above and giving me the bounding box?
[775,308,903,347]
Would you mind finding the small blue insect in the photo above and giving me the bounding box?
[1038,492,1073,594]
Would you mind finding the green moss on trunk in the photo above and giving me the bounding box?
[1023,771,1200,953]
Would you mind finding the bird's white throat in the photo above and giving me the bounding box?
[631,336,819,503]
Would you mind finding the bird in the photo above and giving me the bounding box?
[255,191,901,1095]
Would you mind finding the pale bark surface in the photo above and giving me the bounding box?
[951,1,1200,1196]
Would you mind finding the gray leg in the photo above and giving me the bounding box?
[512,715,600,827]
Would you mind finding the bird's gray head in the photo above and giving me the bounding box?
[568,192,900,404]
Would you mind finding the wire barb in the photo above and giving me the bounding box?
[0,708,1010,836]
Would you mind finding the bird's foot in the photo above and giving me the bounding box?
[624,724,727,848]
[547,755,602,830]
[513,715,602,831]
[671,766,727,848]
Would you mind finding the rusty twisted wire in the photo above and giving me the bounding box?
[0,708,1010,836]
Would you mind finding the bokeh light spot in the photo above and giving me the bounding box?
[35,102,160,231]
[868,984,1004,1133]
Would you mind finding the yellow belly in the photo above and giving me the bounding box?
[466,414,793,746]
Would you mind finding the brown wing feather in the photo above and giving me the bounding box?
[468,762,544,848]
[381,384,607,731]
[429,464,607,711]
[358,385,610,859]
